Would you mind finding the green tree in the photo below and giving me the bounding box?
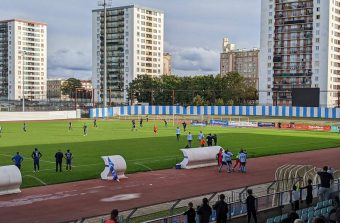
[61,78,82,98]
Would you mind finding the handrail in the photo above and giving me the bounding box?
[77,178,339,222]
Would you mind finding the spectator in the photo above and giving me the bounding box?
[329,196,340,223]
[246,189,257,223]
[291,185,300,211]
[317,166,334,201]
[197,198,212,223]
[312,217,326,223]
[213,194,228,223]
[183,202,196,223]
[301,179,313,207]
[104,209,118,223]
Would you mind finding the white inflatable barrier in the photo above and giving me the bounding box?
[0,165,22,195]
[179,146,222,169]
[100,155,127,180]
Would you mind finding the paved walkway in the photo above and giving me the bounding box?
[0,148,339,223]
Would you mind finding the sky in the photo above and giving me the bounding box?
[0,0,261,79]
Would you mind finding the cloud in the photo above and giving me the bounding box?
[48,48,92,79]
[165,42,220,75]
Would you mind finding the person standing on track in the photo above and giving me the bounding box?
[12,152,24,170]
[55,149,64,172]
[233,151,241,171]
[219,149,233,173]
[65,149,73,171]
[176,127,181,141]
[217,147,224,166]
[31,148,42,173]
[239,149,247,173]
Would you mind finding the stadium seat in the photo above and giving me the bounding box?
[322,200,329,208]
[314,201,323,210]
[301,213,308,222]
[307,207,314,213]
[273,216,281,223]
[307,211,314,219]
[327,199,333,206]
[320,207,327,217]
[266,218,274,223]
[281,213,288,220]
[327,206,334,213]
[314,209,321,217]
[302,208,308,215]
[296,209,302,216]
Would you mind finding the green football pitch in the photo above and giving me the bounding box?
[0,119,339,188]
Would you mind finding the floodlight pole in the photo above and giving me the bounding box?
[98,0,109,108]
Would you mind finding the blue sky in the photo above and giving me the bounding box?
[0,0,261,79]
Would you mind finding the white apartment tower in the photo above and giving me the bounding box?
[0,19,47,100]
[260,0,340,107]
[92,5,164,104]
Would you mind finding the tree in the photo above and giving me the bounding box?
[61,78,82,98]
[193,95,206,106]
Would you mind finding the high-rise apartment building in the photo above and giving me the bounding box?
[163,52,172,75]
[220,38,260,89]
[0,19,47,100]
[92,5,164,104]
[260,0,340,107]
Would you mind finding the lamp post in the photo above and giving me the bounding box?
[98,0,112,108]
[22,51,26,112]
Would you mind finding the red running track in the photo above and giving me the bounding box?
[0,148,339,223]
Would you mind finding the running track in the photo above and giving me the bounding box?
[0,148,339,223]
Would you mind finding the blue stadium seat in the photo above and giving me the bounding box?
[273,216,281,223]
[314,201,323,210]
[296,209,302,216]
[322,201,329,208]
[314,209,321,217]
[308,207,314,213]
[281,213,288,220]
[301,213,308,222]
[302,208,308,215]
[307,211,314,219]
[327,206,334,213]
[327,199,333,206]
[266,218,274,223]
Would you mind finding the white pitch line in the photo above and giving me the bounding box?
[134,162,153,171]
[23,175,47,186]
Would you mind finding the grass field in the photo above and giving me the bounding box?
[0,119,340,188]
